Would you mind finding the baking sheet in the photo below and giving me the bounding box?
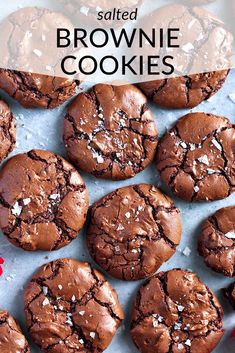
[0,1,234,353]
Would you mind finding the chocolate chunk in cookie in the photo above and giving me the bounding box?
[131,269,224,353]
[24,258,123,353]
[198,206,235,277]
[0,7,79,109]
[0,150,89,251]
[0,310,30,353]
[87,184,181,280]
[59,0,143,28]
[156,113,235,202]
[63,84,158,180]
[138,71,229,109]
[224,282,235,309]
[0,100,16,161]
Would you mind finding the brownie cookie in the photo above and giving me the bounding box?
[87,184,182,280]
[59,0,143,28]
[131,269,224,353]
[156,113,235,202]
[63,84,158,180]
[24,258,124,353]
[0,100,16,161]
[0,310,30,353]
[137,4,232,109]
[0,7,79,109]
[0,150,89,251]
[224,282,235,309]
[198,206,235,277]
[138,72,229,109]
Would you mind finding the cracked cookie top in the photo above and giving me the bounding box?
[24,258,124,353]
[0,150,89,251]
[198,206,235,277]
[0,100,16,161]
[224,281,235,309]
[130,269,224,353]
[136,4,232,109]
[0,7,79,109]
[138,71,229,109]
[63,84,158,180]
[156,113,235,202]
[86,184,182,280]
[0,310,30,353]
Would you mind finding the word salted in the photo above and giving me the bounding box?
[97,8,138,21]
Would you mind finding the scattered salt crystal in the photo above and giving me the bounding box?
[33,49,42,57]
[79,339,84,344]
[153,320,158,327]
[194,186,199,193]
[23,198,31,205]
[90,332,96,339]
[66,313,73,326]
[80,6,89,16]
[42,286,48,295]
[180,141,187,149]
[182,247,191,257]
[45,65,52,71]
[197,155,209,165]
[79,311,85,316]
[58,284,63,290]
[115,246,120,252]
[12,202,22,216]
[71,295,76,302]
[50,194,60,200]
[125,212,131,219]
[96,155,104,164]
[212,138,222,151]
[224,231,235,239]
[185,339,191,347]
[131,249,138,253]
[174,322,182,330]
[189,143,196,151]
[42,298,49,306]
[182,42,194,52]
[177,305,185,312]
[117,224,124,231]
[178,343,184,350]
[207,168,215,174]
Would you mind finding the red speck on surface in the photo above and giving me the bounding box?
[0,257,4,276]
[231,329,235,338]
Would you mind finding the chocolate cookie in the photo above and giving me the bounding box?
[138,71,229,109]
[0,100,16,161]
[224,282,235,309]
[156,113,235,202]
[24,258,124,353]
[131,269,224,353]
[136,4,232,109]
[0,7,78,109]
[198,206,235,277]
[63,84,158,180]
[59,0,143,27]
[87,184,181,280]
[0,310,30,353]
[0,150,89,251]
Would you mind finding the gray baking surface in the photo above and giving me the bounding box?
[0,2,234,353]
